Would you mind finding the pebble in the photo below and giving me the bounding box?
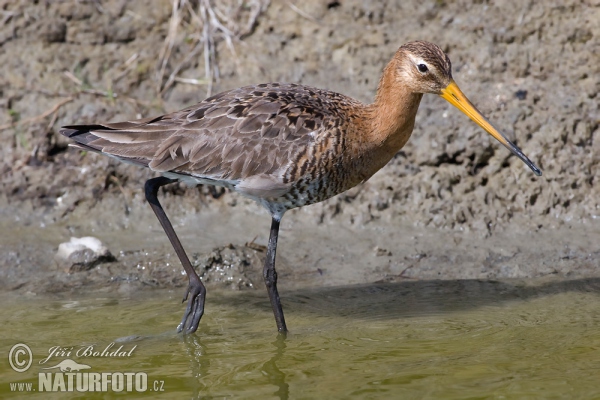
[56,237,116,273]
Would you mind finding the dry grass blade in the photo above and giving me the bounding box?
[157,0,184,93]
[63,70,84,87]
[174,77,209,85]
[113,53,139,82]
[160,41,205,95]
[200,0,214,96]
[157,0,270,97]
[286,1,319,23]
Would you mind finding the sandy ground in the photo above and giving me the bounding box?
[0,0,598,297]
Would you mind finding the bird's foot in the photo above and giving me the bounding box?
[176,279,206,334]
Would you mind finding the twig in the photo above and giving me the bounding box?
[240,0,271,38]
[63,70,83,86]
[125,10,143,20]
[113,53,139,82]
[156,0,183,93]
[155,0,270,97]
[90,0,106,14]
[286,1,320,23]
[80,88,115,97]
[108,175,131,216]
[63,70,154,113]
[174,77,210,85]
[207,6,236,73]
[0,97,73,131]
[123,53,139,68]
[160,39,205,95]
[245,235,267,252]
[46,108,60,131]
[200,0,214,96]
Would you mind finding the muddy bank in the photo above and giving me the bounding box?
[1,198,599,297]
[0,0,598,295]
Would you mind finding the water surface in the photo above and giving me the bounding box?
[2,279,600,398]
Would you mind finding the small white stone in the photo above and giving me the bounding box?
[56,236,115,272]
[56,236,110,260]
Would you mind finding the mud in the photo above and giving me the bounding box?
[0,0,598,296]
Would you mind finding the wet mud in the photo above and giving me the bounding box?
[0,0,598,296]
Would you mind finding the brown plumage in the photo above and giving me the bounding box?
[61,41,541,335]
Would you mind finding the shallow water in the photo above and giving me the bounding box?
[2,279,600,399]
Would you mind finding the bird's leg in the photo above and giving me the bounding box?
[264,216,288,333]
[144,176,206,334]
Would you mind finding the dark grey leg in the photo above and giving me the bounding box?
[144,177,206,334]
[264,217,288,333]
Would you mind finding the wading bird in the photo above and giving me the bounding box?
[61,41,541,334]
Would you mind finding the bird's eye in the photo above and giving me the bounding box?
[417,64,429,73]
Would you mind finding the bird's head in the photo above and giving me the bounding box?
[393,41,541,176]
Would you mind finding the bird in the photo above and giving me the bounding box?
[60,41,541,335]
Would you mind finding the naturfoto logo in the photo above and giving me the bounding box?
[42,359,91,372]
[8,343,164,393]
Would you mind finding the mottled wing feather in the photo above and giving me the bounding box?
[62,84,353,186]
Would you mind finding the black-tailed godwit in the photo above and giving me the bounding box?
[61,41,541,334]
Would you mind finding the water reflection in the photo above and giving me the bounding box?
[182,330,289,399]
[182,335,210,398]
[261,336,289,400]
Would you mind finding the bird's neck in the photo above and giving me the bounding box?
[358,61,423,169]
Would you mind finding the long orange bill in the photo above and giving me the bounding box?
[440,80,542,176]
